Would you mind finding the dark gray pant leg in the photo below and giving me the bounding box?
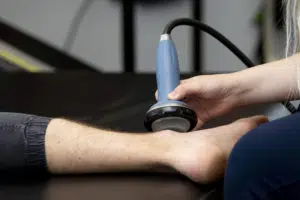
[0,112,52,175]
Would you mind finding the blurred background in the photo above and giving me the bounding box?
[0,0,292,130]
[0,0,286,73]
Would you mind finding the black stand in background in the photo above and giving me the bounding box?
[120,0,203,74]
[122,0,135,73]
[192,0,203,73]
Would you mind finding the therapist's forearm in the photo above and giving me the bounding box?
[45,119,171,174]
[234,53,300,106]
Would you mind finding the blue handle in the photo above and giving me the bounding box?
[156,36,180,102]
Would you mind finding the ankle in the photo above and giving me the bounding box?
[164,132,226,183]
[145,131,177,167]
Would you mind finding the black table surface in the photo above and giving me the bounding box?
[0,71,272,200]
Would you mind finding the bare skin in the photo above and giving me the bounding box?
[45,115,268,184]
[45,53,300,184]
[166,53,300,129]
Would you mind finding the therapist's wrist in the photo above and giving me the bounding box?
[235,59,300,107]
[229,71,257,107]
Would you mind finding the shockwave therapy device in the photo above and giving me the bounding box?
[144,18,297,133]
[144,33,198,132]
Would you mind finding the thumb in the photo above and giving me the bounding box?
[168,78,202,100]
[168,83,192,100]
[191,119,205,131]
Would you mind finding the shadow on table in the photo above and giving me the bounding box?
[0,173,223,200]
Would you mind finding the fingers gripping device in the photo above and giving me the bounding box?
[144,18,296,133]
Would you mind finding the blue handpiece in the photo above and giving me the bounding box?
[144,34,197,132]
[156,35,180,103]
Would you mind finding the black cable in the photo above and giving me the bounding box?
[63,0,94,51]
[163,18,255,67]
[163,18,297,114]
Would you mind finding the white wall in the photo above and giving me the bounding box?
[0,0,81,48]
[0,0,262,73]
[202,0,261,73]
[0,0,122,72]
[136,0,192,73]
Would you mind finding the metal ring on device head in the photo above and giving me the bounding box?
[144,105,197,132]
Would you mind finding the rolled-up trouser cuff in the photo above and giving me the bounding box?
[0,112,52,175]
[24,115,52,172]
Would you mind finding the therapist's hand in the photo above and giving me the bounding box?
[167,74,243,129]
[166,55,300,129]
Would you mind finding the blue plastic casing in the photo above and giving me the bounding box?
[144,35,197,132]
[156,38,179,102]
[149,35,187,109]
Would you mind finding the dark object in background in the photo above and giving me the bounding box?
[0,56,26,72]
[122,0,135,73]
[0,19,99,72]
[254,0,286,64]
[114,0,204,73]
[275,0,285,30]
[111,0,182,7]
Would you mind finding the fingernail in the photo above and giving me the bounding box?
[169,91,178,99]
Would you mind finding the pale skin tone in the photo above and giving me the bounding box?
[45,115,268,184]
[167,53,300,128]
[45,53,300,184]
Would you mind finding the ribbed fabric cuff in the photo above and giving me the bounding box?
[24,115,52,173]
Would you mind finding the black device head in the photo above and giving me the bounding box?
[144,105,197,132]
